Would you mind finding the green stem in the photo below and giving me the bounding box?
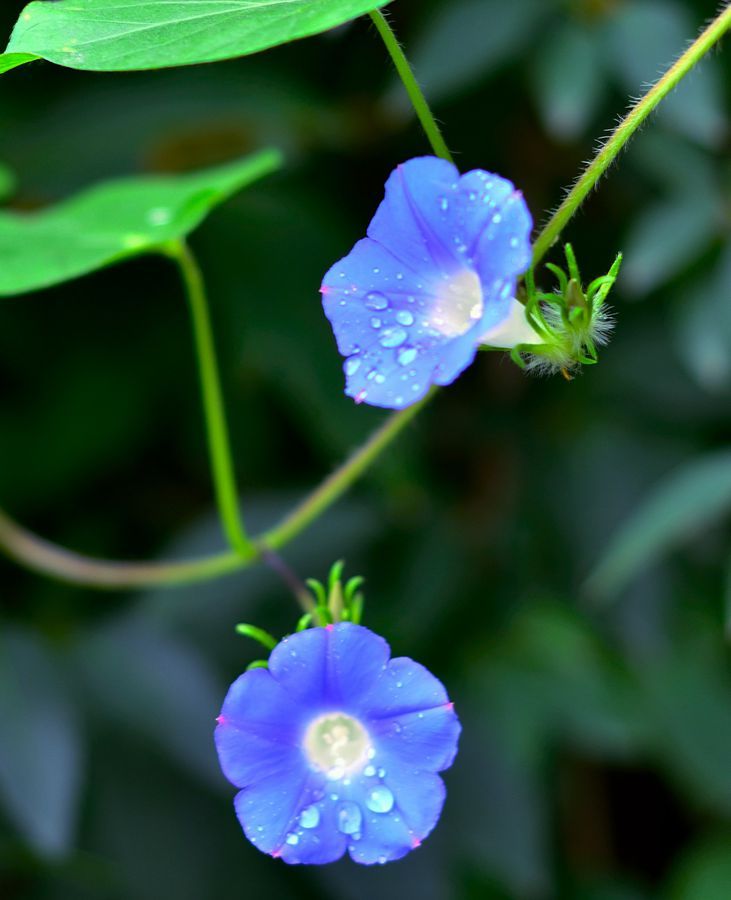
[531,3,731,266]
[369,9,453,163]
[262,390,432,549]
[167,239,252,557]
[0,393,432,589]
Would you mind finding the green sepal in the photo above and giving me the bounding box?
[246,660,269,671]
[235,624,277,652]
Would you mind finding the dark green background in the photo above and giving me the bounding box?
[1,0,730,897]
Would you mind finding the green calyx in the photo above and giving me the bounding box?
[235,561,365,669]
[512,244,622,378]
[304,560,365,627]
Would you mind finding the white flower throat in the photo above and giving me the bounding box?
[428,268,484,337]
[303,712,372,780]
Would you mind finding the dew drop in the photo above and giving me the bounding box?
[377,767,386,778]
[372,267,380,274]
[398,347,418,367]
[337,802,363,835]
[365,292,389,311]
[345,358,361,376]
[366,786,394,814]
[396,272,404,280]
[492,213,502,224]
[395,310,414,326]
[379,328,407,349]
[364,765,376,777]
[370,317,382,329]
[286,833,299,846]
[300,805,320,829]
[439,197,449,212]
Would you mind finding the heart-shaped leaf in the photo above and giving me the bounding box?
[2,0,391,74]
[0,148,281,296]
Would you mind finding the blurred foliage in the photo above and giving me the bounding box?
[0,0,730,898]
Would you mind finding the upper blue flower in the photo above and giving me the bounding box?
[321,156,533,409]
[215,622,461,865]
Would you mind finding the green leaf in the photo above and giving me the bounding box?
[0,51,37,74]
[669,833,731,900]
[621,192,720,296]
[0,630,83,857]
[73,617,223,786]
[531,21,605,141]
[0,149,282,296]
[3,0,392,73]
[674,246,731,393]
[586,451,731,601]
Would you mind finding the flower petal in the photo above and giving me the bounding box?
[215,725,300,789]
[367,156,462,275]
[217,666,307,745]
[326,623,390,707]
[321,236,480,408]
[233,764,316,858]
[268,627,329,706]
[371,703,461,772]
[278,797,348,865]
[346,764,446,864]
[472,187,533,333]
[359,656,451,718]
[268,623,391,710]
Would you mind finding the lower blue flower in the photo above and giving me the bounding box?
[321,156,533,409]
[215,623,461,865]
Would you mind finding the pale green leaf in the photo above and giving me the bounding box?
[0,148,282,296]
[586,452,731,601]
[3,0,391,74]
[0,630,83,857]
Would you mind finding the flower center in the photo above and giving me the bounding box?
[428,268,484,338]
[303,712,371,780]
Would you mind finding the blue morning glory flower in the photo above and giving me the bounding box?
[321,156,534,409]
[215,622,461,865]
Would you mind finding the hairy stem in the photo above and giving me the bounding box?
[531,3,731,266]
[369,9,453,163]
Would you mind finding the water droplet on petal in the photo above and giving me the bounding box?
[299,805,320,829]
[286,833,299,846]
[370,317,382,329]
[366,786,394,814]
[379,328,408,349]
[337,802,363,835]
[365,292,389,311]
[439,197,449,212]
[397,347,418,367]
[345,358,361,376]
[364,765,376,777]
[395,310,414,326]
